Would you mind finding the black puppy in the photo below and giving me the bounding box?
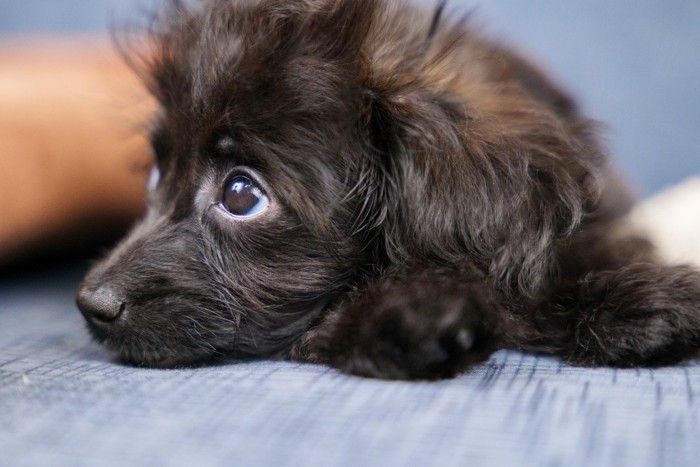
[77,0,700,379]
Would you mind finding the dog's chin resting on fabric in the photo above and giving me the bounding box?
[76,0,700,380]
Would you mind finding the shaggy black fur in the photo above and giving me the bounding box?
[77,0,700,379]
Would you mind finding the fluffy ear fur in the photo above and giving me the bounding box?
[357,11,604,297]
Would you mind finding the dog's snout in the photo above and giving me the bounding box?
[77,285,126,323]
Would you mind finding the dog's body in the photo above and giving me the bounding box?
[77,0,700,379]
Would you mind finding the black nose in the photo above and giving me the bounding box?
[77,285,126,323]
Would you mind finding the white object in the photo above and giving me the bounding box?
[628,177,700,267]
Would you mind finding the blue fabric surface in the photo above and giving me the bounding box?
[1,268,699,467]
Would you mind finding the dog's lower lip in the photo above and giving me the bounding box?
[84,319,111,342]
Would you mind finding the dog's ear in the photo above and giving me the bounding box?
[361,56,600,297]
[357,79,473,261]
[302,0,379,62]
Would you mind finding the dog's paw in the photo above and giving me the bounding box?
[342,295,499,380]
[548,264,700,367]
[298,268,505,380]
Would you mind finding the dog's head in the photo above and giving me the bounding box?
[77,0,602,366]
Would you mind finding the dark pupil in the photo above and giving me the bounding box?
[224,176,261,215]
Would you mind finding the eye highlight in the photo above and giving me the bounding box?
[221,175,269,218]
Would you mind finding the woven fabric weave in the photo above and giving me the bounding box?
[1,267,699,467]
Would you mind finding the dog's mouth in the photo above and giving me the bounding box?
[83,322,221,368]
[81,296,333,368]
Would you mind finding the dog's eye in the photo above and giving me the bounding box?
[222,175,269,217]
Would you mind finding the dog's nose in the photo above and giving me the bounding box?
[77,285,125,322]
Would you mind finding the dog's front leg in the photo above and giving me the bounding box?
[291,263,508,380]
[530,263,700,367]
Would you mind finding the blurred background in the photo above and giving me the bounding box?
[2,0,698,193]
[0,0,698,267]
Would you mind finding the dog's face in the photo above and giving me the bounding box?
[78,0,602,367]
[77,0,383,366]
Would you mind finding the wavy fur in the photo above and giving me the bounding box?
[77,0,700,379]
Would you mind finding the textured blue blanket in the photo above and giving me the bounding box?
[1,267,698,467]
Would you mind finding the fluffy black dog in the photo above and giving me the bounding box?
[77,0,700,379]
